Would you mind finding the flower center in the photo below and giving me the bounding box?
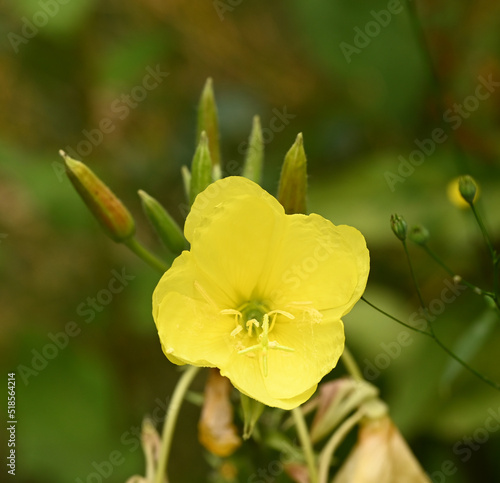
[221,301,295,377]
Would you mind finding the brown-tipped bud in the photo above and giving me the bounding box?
[408,225,429,246]
[390,214,407,242]
[60,150,135,242]
[458,175,478,205]
[197,78,221,167]
[277,133,307,214]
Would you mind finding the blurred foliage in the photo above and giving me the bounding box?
[1,0,500,482]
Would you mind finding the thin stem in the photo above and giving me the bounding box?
[402,240,426,311]
[422,245,454,276]
[470,204,495,256]
[361,297,429,337]
[124,237,170,273]
[470,203,499,300]
[422,245,494,297]
[291,407,318,483]
[318,409,365,483]
[431,333,500,391]
[362,297,500,391]
[340,346,363,382]
[405,1,470,173]
[154,366,200,483]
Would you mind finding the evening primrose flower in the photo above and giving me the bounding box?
[152,177,369,409]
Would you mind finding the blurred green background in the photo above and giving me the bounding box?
[2,0,500,482]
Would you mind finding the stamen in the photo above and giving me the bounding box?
[269,313,277,332]
[230,325,243,337]
[194,281,219,310]
[220,308,242,317]
[246,318,259,337]
[268,309,295,320]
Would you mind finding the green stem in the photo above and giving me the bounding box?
[470,203,499,300]
[318,409,365,483]
[361,297,429,337]
[124,237,170,273]
[402,240,426,310]
[362,297,500,391]
[154,366,200,483]
[431,332,500,390]
[340,346,363,382]
[291,407,318,483]
[405,0,469,173]
[422,245,494,297]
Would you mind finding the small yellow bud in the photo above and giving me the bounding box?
[60,150,135,242]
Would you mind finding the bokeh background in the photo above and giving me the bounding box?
[2,0,500,482]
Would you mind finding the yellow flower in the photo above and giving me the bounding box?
[152,177,369,409]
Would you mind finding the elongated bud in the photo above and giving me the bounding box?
[60,150,135,242]
[277,133,307,214]
[197,78,221,167]
[181,165,191,202]
[458,175,478,205]
[190,132,212,205]
[138,190,186,255]
[242,115,264,184]
[390,214,407,241]
[240,393,265,440]
[409,225,429,246]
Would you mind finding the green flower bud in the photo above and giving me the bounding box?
[242,115,264,184]
[181,165,191,202]
[60,150,135,242]
[277,133,307,215]
[240,393,265,440]
[458,175,478,205]
[409,225,429,246]
[190,131,212,205]
[138,190,187,255]
[197,77,221,167]
[390,214,407,241]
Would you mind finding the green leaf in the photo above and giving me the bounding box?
[440,308,498,388]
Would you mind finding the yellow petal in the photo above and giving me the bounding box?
[218,342,317,409]
[264,214,369,318]
[262,316,344,400]
[187,181,287,303]
[153,252,235,368]
[185,176,283,243]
